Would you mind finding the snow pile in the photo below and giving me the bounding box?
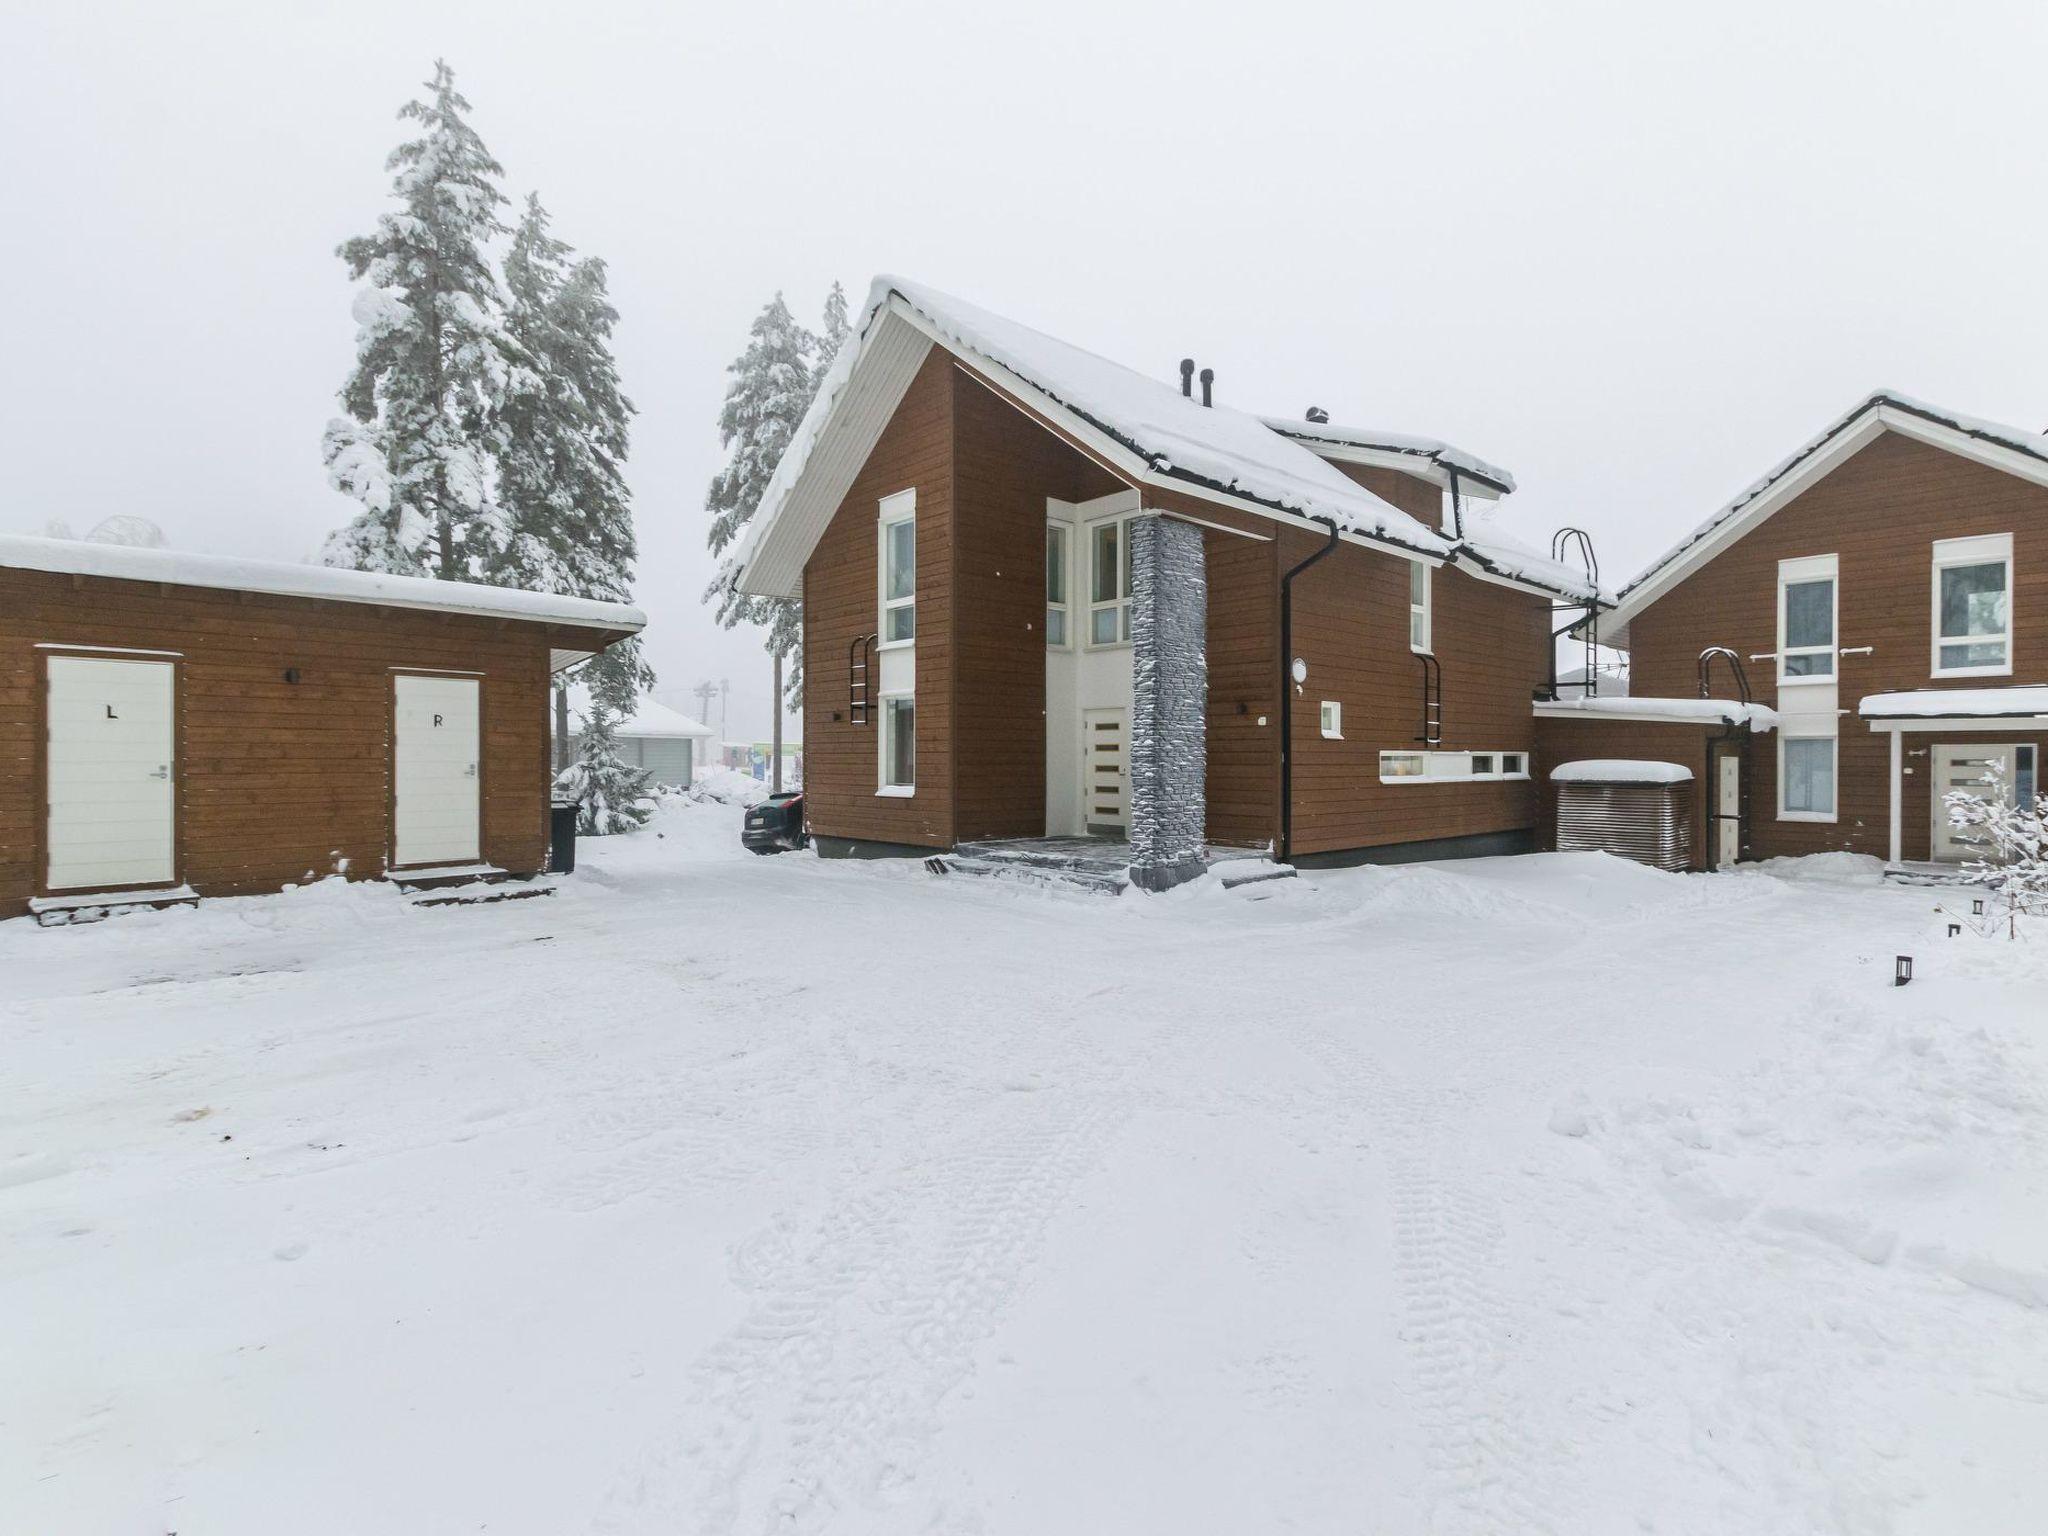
[1536,694,1780,730]
[1747,850,1890,886]
[686,765,771,806]
[1550,758,1693,784]
[1258,416,1518,493]
[1860,685,2048,719]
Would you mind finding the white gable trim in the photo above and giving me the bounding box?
[1601,400,2048,648]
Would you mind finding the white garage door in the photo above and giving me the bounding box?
[393,674,481,868]
[46,655,177,892]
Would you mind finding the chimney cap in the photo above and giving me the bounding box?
[1179,358,1195,397]
[1199,367,1214,407]
[1305,405,1329,424]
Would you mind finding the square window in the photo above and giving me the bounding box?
[1319,701,1342,739]
[1501,752,1527,776]
[1472,753,1496,775]
[1933,536,2011,676]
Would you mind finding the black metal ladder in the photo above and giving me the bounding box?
[1415,652,1443,746]
[848,633,877,724]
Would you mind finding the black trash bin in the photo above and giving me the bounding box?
[549,800,579,874]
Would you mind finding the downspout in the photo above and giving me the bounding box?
[1445,465,1465,539]
[1278,515,1341,864]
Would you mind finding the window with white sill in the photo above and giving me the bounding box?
[1045,521,1070,648]
[1088,516,1133,646]
[1777,555,1837,681]
[1408,561,1432,653]
[1932,533,2012,676]
[879,695,915,793]
[879,493,916,644]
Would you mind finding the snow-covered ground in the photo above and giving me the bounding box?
[4,796,2045,1535]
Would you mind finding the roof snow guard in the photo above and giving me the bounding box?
[734,276,1599,604]
[0,535,645,661]
[1600,391,2048,646]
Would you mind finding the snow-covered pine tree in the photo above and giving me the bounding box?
[703,292,821,691]
[554,704,654,835]
[819,281,851,370]
[494,194,653,722]
[322,60,511,580]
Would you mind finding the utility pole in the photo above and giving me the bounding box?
[771,649,784,794]
[692,678,716,724]
[719,677,731,745]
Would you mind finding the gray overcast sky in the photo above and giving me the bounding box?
[5,0,2045,739]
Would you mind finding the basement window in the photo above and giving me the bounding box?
[1320,701,1342,739]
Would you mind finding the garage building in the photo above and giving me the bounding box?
[1,535,643,920]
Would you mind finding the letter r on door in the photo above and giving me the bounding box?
[434,713,444,727]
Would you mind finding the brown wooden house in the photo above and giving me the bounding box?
[733,277,1598,889]
[1569,392,2047,870]
[1,536,642,920]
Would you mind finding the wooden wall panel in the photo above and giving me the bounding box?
[1627,431,2048,860]
[800,350,958,848]
[0,567,568,919]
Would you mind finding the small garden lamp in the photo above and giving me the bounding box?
[1894,955,1913,987]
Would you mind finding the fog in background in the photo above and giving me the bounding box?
[6,0,2045,741]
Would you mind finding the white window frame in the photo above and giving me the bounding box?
[1408,561,1432,654]
[877,489,916,649]
[877,692,915,796]
[1777,730,1837,823]
[1930,532,2013,679]
[1379,749,1532,784]
[1776,553,1838,685]
[1045,519,1071,650]
[1319,701,1342,739]
[1086,512,1135,649]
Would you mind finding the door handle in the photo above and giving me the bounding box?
[148,765,169,779]
[465,764,478,777]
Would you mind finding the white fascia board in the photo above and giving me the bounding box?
[1867,715,2048,732]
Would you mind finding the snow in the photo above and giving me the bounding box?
[1536,693,1781,729]
[0,533,645,631]
[1861,685,2048,720]
[5,805,2047,1534]
[1550,758,1694,784]
[1258,415,1519,493]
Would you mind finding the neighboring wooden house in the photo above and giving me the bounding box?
[0,536,643,920]
[732,276,1598,888]
[1566,392,2047,869]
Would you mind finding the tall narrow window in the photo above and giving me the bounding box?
[1046,522,1070,647]
[1408,562,1432,653]
[1781,735,1836,819]
[1932,533,2012,676]
[1089,518,1131,645]
[881,696,915,791]
[879,493,916,643]
[1778,555,1836,681]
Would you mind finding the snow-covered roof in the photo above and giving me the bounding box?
[1550,759,1694,785]
[564,685,714,739]
[0,534,646,633]
[1601,391,2048,646]
[1860,686,2048,721]
[1457,512,1604,599]
[1258,417,1516,494]
[1535,696,1778,731]
[736,277,1600,604]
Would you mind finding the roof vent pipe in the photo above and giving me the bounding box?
[1179,358,1195,398]
[1305,406,1329,424]
[1199,367,1214,407]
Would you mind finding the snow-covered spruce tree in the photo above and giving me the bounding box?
[1944,764,2048,935]
[703,291,825,696]
[322,60,511,580]
[819,280,851,369]
[492,193,653,719]
[554,705,654,835]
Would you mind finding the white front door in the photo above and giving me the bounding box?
[1716,753,1741,868]
[1082,707,1128,833]
[393,674,481,867]
[45,655,177,892]
[1931,743,2017,862]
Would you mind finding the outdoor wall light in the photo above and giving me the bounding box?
[283,667,301,685]
[1291,658,1308,684]
[1894,955,1913,987]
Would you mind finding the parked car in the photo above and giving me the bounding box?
[741,791,807,854]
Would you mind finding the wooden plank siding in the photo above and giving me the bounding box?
[1625,431,2048,862]
[800,349,959,848]
[0,566,575,919]
[951,367,1123,840]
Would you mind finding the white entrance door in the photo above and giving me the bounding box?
[393,674,481,867]
[45,656,177,892]
[1716,753,1741,868]
[1082,707,1128,832]
[1931,744,2016,862]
